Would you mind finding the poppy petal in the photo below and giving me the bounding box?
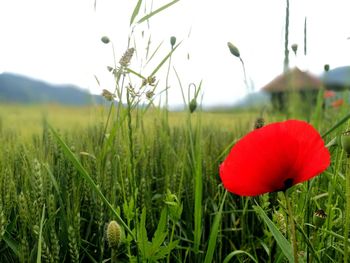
[219,120,330,196]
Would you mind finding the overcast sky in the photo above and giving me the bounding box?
[0,0,349,107]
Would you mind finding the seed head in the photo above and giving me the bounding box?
[119,48,135,67]
[107,221,121,249]
[142,76,156,87]
[146,90,155,100]
[227,42,240,57]
[102,89,116,101]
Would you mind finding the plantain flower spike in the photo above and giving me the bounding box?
[107,221,121,249]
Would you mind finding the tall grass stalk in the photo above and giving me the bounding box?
[49,125,135,240]
[284,191,298,263]
[344,154,350,262]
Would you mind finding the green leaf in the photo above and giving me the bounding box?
[3,232,21,258]
[138,208,150,257]
[125,67,146,79]
[204,191,227,263]
[322,112,350,138]
[145,41,164,66]
[150,42,181,78]
[153,240,179,261]
[193,123,203,253]
[130,0,143,25]
[254,203,294,263]
[151,208,167,249]
[137,0,180,24]
[36,205,45,263]
[223,250,258,263]
[48,124,135,240]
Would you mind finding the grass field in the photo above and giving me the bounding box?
[0,99,350,262]
[1,1,350,262]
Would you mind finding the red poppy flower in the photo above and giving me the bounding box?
[331,98,344,108]
[323,90,336,99]
[219,120,330,196]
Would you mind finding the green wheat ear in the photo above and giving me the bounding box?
[107,220,121,249]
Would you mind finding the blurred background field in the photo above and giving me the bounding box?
[0,103,265,140]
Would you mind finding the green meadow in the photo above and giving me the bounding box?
[1,1,350,262]
[0,99,350,262]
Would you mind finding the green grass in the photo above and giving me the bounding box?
[0,100,349,262]
[1,1,349,262]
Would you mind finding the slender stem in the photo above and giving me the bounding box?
[344,155,350,262]
[284,191,298,263]
[239,57,249,93]
[309,228,317,263]
[283,0,290,72]
[166,222,176,263]
[111,249,118,263]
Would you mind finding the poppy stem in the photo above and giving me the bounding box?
[284,191,298,263]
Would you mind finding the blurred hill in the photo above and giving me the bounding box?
[0,73,104,105]
[233,91,270,108]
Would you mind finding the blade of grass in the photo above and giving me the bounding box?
[137,0,180,24]
[150,42,181,77]
[204,191,227,263]
[311,88,324,130]
[36,205,45,263]
[254,202,294,263]
[3,232,21,258]
[126,67,146,80]
[193,116,203,254]
[130,0,143,25]
[173,66,187,107]
[322,112,350,138]
[145,41,164,67]
[223,250,258,263]
[48,124,135,240]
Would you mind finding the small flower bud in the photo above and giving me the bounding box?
[324,64,330,72]
[189,99,197,113]
[313,210,327,228]
[101,36,110,44]
[227,42,240,57]
[341,131,350,155]
[170,36,176,48]
[107,221,121,249]
[291,43,298,55]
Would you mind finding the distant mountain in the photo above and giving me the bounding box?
[0,72,104,105]
[233,91,270,108]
